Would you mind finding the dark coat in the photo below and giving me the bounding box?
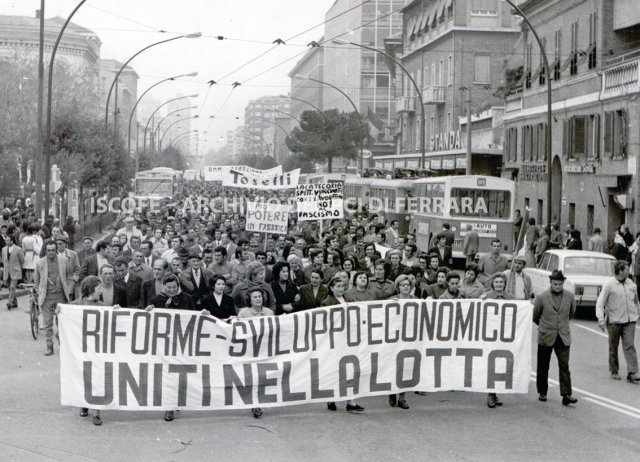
[271,279,300,315]
[114,272,143,308]
[140,278,161,308]
[201,293,236,319]
[100,284,128,307]
[294,284,329,311]
[150,292,194,310]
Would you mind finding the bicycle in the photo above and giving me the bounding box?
[18,284,39,340]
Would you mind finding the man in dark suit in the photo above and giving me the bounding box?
[140,240,159,268]
[113,257,143,308]
[141,258,169,308]
[179,252,214,309]
[294,269,328,310]
[532,270,578,406]
[462,224,479,265]
[80,241,114,280]
[428,233,453,268]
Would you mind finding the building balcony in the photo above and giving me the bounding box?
[423,85,446,105]
[505,95,523,113]
[601,55,640,99]
[396,96,416,113]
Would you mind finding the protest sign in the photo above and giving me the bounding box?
[296,183,344,221]
[245,201,290,234]
[59,299,532,411]
[221,168,300,190]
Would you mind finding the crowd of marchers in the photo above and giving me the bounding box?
[1,181,638,426]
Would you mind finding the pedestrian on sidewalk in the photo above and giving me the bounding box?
[2,234,24,309]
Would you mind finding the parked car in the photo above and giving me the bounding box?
[523,249,616,309]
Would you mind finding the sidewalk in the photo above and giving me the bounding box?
[0,227,114,302]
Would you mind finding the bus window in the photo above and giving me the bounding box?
[449,188,511,218]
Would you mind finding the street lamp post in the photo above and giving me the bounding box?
[160,116,197,150]
[44,0,88,219]
[153,106,197,150]
[104,32,201,130]
[127,71,197,173]
[332,39,426,170]
[503,0,553,226]
[295,74,365,173]
[142,94,198,153]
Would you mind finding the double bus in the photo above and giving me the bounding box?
[408,176,516,263]
[134,167,183,202]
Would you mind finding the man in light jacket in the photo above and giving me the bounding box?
[596,260,640,383]
[532,270,578,406]
[34,241,73,356]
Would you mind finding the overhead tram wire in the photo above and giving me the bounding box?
[205,1,401,121]
[59,0,161,32]
[213,0,373,84]
[241,2,405,85]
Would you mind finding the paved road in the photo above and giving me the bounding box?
[1,298,639,461]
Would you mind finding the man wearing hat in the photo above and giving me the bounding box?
[532,270,578,405]
[76,236,95,265]
[56,235,80,300]
[179,251,213,309]
[503,255,533,300]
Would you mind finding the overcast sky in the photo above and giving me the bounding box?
[1,0,338,152]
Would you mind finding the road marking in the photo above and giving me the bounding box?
[530,373,640,419]
[573,323,608,338]
[582,397,640,420]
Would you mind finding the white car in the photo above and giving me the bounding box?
[523,249,617,308]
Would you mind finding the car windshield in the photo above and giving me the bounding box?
[563,257,615,276]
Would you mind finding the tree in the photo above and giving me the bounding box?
[282,154,316,174]
[138,145,188,172]
[285,109,369,173]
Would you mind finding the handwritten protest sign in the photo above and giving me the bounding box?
[245,201,290,234]
[296,183,344,221]
[59,300,532,411]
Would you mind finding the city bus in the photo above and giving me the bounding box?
[366,178,415,234]
[134,167,183,202]
[409,175,516,264]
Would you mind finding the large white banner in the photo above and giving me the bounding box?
[204,165,283,182]
[59,300,533,411]
[245,201,290,234]
[296,183,344,221]
[221,168,300,190]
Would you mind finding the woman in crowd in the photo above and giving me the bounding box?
[459,264,485,298]
[202,275,236,320]
[21,224,40,283]
[482,273,515,409]
[321,277,365,413]
[344,271,376,302]
[237,288,275,418]
[386,274,418,410]
[341,256,357,289]
[231,261,276,311]
[270,261,300,315]
[323,250,341,283]
[361,243,380,275]
[69,276,107,426]
[286,254,307,286]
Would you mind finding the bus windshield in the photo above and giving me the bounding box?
[135,179,173,197]
[449,188,511,219]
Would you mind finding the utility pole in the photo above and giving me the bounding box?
[35,1,45,219]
